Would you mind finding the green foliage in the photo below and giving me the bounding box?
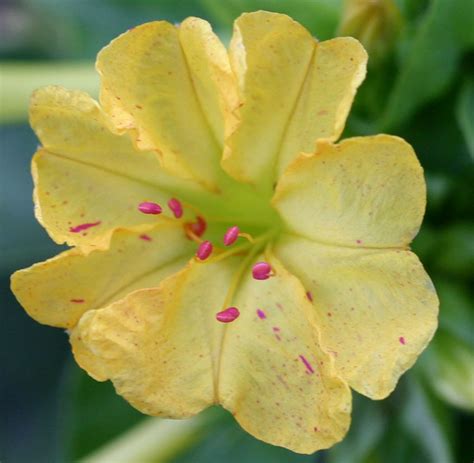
[170,411,316,463]
[58,364,144,461]
[381,0,474,131]
[199,0,342,40]
[327,396,388,463]
[422,331,474,410]
[456,78,474,158]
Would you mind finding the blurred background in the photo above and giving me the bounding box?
[1,0,473,461]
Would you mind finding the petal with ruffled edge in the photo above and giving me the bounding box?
[98,18,237,187]
[71,253,351,453]
[10,223,193,328]
[273,135,426,248]
[30,86,205,251]
[218,254,351,453]
[274,234,438,399]
[222,11,367,192]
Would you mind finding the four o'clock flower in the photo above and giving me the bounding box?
[10,12,438,454]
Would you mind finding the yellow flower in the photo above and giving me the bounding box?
[11,12,438,454]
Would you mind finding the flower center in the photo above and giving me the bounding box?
[138,182,282,323]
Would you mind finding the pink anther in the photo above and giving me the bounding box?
[167,198,183,218]
[223,226,239,246]
[252,261,272,280]
[138,201,162,215]
[196,241,213,260]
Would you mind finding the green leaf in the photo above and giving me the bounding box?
[381,0,473,130]
[400,377,455,463]
[170,409,315,463]
[327,395,387,463]
[431,223,474,280]
[433,278,473,346]
[425,173,453,214]
[421,330,474,411]
[456,78,474,158]
[58,362,144,461]
[411,226,438,266]
[81,411,220,463]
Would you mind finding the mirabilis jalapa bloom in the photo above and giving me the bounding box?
[11,11,438,453]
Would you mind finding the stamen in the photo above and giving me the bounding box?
[238,232,255,243]
[252,261,272,280]
[216,307,240,323]
[196,240,213,260]
[223,226,239,246]
[167,198,183,218]
[138,201,162,215]
[186,216,207,238]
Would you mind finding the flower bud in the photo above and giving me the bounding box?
[338,0,402,64]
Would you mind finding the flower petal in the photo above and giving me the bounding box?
[222,11,367,191]
[71,253,351,453]
[273,135,426,248]
[219,254,351,453]
[30,86,204,250]
[70,256,241,411]
[10,223,193,328]
[275,234,439,399]
[98,19,237,187]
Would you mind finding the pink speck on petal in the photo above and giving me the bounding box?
[299,355,314,374]
[256,309,266,319]
[306,291,313,302]
[139,234,152,241]
[138,201,162,215]
[69,221,101,233]
[223,226,239,246]
[399,336,406,345]
[70,299,85,303]
[356,239,362,244]
[196,240,213,260]
[216,307,240,323]
[168,198,183,218]
[252,261,272,280]
[272,326,281,340]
